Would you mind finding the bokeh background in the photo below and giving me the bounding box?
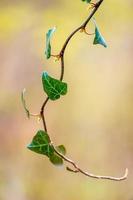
[0,0,133,199]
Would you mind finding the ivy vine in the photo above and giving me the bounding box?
[22,0,128,181]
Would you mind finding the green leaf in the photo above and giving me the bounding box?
[27,130,54,157]
[45,27,56,59]
[49,153,63,166]
[56,145,66,155]
[21,88,30,118]
[93,20,107,48]
[42,72,67,101]
[50,145,66,166]
[27,130,65,166]
[81,0,91,3]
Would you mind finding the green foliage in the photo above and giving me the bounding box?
[27,130,66,166]
[42,72,67,101]
[27,130,54,157]
[49,153,63,166]
[56,145,66,155]
[93,21,107,48]
[25,0,110,176]
[45,27,56,59]
[81,0,91,3]
[50,145,66,165]
[21,88,30,118]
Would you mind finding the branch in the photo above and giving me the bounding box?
[40,0,103,131]
[59,0,103,56]
[54,148,128,181]
[40,0,128,181]
[40,97,49,132]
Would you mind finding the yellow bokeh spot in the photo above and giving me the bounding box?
[0,5,33,40]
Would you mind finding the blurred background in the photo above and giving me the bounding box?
[0,0,133,199]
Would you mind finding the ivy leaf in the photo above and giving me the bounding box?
[45,27,56,59]
[50,145,66,166]
[27,130,66,166]
[81,0,91,3]
[49,153,63,166]
[21,88,30,118]
[27,130,54,157]
[56,145,66,155]
[93,20,107,48]
[42,72,67,101]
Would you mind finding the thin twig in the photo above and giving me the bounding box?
[59,0,103,56]
[40,0,128,181]
[40,97,49,132]
[54,148,128,181]
[81,28,95,35]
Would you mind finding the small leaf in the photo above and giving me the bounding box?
[49,153,63,166]
[27,130,54,157]
[42,72,67,101]
[81,0,91,3]
[93,20,107,48]
[45,27,56,59]
[56,145,66,155]
[21,88,30,118]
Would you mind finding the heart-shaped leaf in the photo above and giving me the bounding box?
[42,72,67,101]
[93,20,107,48]
[27,131,67,166]
[45,27,56,59]
[21,88,30,118]
[27,130,54,157]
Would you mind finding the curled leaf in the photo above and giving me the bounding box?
[56,145,66,155]
[93,20,107,48]
[21,88,30,118]
[50,145,66,166]
[45,27,56,59]
[42,72,67,101]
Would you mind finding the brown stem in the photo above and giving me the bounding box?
[40,55,64,132]
[40,97,49,132]
[54,148,128,181]
[59,0,103,56]
[40,0,128,181]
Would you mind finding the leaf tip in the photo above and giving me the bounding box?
[42,71,48,78]
[93,19,108,48]
[26,144,30,149]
